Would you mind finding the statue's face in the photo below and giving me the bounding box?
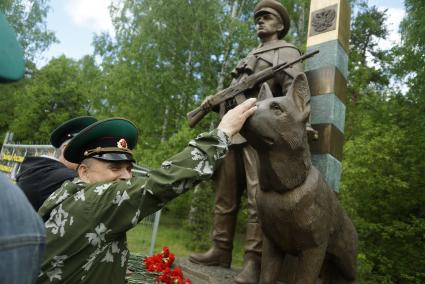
[255,12,283,40]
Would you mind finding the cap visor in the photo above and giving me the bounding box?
[92,153,135,162]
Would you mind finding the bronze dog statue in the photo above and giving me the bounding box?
[242,73,357,284]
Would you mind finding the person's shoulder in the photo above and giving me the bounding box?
[17,156,55,180]
[252,40,302,56]
[52,163,76,175]
[276,40,302,54]
[278,40,297,48]
[21,156,62,169]
[17,156,74,181]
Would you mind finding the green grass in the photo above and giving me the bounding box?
[127,214,245,268]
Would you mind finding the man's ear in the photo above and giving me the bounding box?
[277,23,284,34]
[58,144,67,161]
[78,163,89,182]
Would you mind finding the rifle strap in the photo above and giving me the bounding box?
[271,47,296,79]
[273,49,279,67]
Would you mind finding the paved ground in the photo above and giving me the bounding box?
[177,257,241,284]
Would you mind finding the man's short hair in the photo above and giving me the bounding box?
[53,138,71,159]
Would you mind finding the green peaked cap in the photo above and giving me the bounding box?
[64,118,139,164]
[0,12,25,82]
[50,116,98,148]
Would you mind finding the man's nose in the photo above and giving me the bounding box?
[119,169,132,180]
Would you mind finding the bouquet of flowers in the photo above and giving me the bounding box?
[144,247,192,284]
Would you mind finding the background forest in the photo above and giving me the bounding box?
[1,0,424,282]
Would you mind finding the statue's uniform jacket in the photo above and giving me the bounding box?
[231,40,304,106]
[36,130,230,284]
[212,40,304,254]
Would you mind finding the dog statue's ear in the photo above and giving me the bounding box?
[258,82,273,101]
[288,73,311,122]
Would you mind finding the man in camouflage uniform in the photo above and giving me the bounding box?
[189,1,304,283]
[37,98,257,284]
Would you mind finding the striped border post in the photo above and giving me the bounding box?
[306,0,351,192]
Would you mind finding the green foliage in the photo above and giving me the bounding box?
[342,96,425,283]
[0,0,57,140]
[135,124,197,168]
[346,2,392,140]
[9,56,93,142]
[128,214,196,257]
[185,181,215,251]
[282,0,310,48]
[340,1,425,282]
[0,0,57,67]
[127,213,246,267]
[92,0,260,148]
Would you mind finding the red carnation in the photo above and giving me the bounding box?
[144,247,191,284]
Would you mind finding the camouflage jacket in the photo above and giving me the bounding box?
[37,129,230,284]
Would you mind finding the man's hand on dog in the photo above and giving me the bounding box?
[218,98,257,138]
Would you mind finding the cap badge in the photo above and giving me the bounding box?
[117,138,128,149]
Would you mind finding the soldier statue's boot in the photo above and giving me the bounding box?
[188,242,232,268]
[235,252,262,284]
[189,214,236,268]
[235,222,262,284]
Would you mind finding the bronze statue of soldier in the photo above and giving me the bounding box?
[189,1,304,283]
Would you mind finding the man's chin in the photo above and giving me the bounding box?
[256,31,270,39]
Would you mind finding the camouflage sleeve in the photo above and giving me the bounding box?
[84,129,230,236]
[139,128,230,218]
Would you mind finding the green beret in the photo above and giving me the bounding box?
[254,0,290,39]
[0,12,25,82]
[50,116,98,148]
[64,118,138,164]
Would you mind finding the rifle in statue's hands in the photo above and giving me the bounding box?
[187,49,319,128]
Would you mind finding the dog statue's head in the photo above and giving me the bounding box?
[242,72,311,152]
